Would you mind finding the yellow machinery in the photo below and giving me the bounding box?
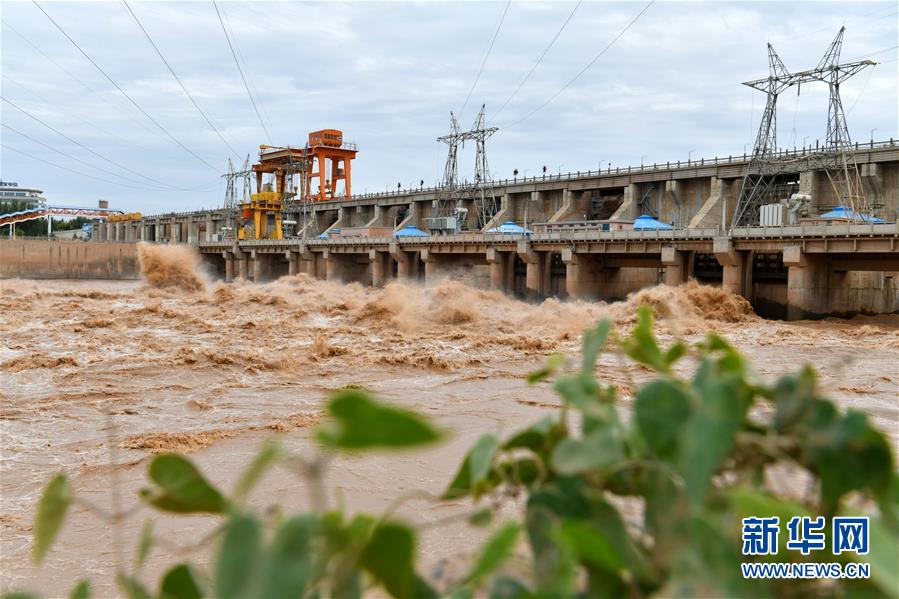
[238,187,283,240]
[107,212,142,222]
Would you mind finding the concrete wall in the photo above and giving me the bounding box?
[0,239,139,279]
[829,271,899,315]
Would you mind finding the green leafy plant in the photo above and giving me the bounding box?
[12,305,898,598]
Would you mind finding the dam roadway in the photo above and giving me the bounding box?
[93,142,899,319]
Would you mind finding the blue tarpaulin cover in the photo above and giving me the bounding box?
[394,225,429,237]
[633,215,674,230]
[485,221,532,234]
[817,207,886,223]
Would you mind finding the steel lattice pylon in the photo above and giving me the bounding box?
[433,111,464,222]
[220,155,252,240]
[462,104,499,229]
[731,27,875,228]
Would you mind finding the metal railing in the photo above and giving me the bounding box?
[142,139,898,220]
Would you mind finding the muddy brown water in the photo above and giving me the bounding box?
[1,245,897,596]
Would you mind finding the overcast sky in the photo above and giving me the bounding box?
[1,0,896,214]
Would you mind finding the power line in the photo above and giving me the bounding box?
[845,45,898,62]
[846,65,876,116]
[217,1,274,132]
[1,74,158,156]
[459,0,512,118]
[1,18,160,140]
[501,0,655,129]
[491,1,582,123]
[32,0,221,172]
[212,0,272,144]
[121,0,242,160]
[2,96,187,191]
[2,142,171,190]
[2,123,170,191]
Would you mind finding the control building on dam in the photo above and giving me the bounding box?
[93,140,899,320]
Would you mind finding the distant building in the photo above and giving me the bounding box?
[0,180,47,211]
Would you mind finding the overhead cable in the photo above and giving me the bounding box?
[459,0,512,119]
[2,96,189,191]
[491,1,582,123]
[2,123,170,191]
[2,18,159,139]
[121,0,242,160]
[501,0,655,129]
[32,0,221,172]
[212,0,272,144]
[3,142,173,190]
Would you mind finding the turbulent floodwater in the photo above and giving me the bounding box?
[1,244,897,595]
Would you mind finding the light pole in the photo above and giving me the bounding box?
[871,128,877,142]
[640,155,647,167]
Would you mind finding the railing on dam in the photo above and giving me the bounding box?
[197,223,899,252]
[346,139,898,201]
[136,139,898,222]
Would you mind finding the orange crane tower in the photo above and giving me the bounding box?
[305,129,357,202]
[237,131,357,240]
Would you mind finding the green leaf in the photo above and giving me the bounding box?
[469,435,499,489]
[705,333,746,376]
[142,454,227,514]
[468,508,493,527]
[679,371,750,505]
[620,304,668,373]
[2,593,40,599]
[443,435,498,499]
[33,473,71,562]
[116,573,152,599]
[525,479,588,596]
[497,458,541,488]
[317,389,443,450]
[526,353,565,384]
[502,416,555,453]
[807,410,894,509]
[558,519,622,572]
[136,521,153,568]
[159,564,204,599]
[664,340,687,367]
[233,439,281,504]
[553,373,620,434]
[852,513,899,598]
[361,522,435,599]
[256,515,317,599]
[215,513,261,599]
[581,319,613,374]
[69,580,89,599]
[550,428,624,476]
[634,380,692,459]
[488,576,534,599]
[465,523,521,585]
[770,366,818,431]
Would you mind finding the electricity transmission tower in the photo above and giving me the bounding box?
[221,155,252,240]
[433,111,464,224]
[814,27,874,217]
[462,104,499,229]
[730,27,875,227]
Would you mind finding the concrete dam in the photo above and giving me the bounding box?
[84,141,899,320]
